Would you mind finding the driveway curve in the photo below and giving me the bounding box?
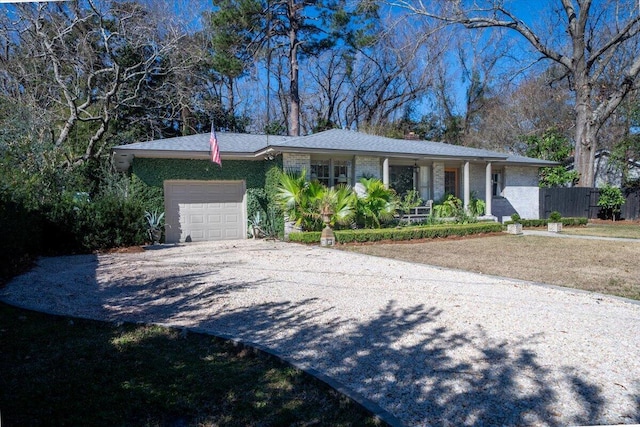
[2,240,639,426]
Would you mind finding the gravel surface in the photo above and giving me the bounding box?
[2,239,639,426]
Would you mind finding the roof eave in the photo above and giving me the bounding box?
[268,146,507,161]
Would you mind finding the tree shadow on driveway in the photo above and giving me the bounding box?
[197,299,638,427]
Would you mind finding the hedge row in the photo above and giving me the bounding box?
[288,222,504,244]
[504,217,588,227]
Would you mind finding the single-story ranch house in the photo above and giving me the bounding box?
[112,129,556,243]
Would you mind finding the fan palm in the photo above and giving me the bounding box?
[355,178,397,228]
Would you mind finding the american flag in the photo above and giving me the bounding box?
[209,123,221,165]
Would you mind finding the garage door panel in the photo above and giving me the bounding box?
[164,181,246,243]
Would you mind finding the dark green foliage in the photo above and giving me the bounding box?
[264,161,285,235]
[522,128,579,187]
[43,192,147,254]
[288,222,503,244]
[597,184,626,220]
[549,211,562,222]
[133,158,267,188]
[0,198,43,286]
[246,188,268,224]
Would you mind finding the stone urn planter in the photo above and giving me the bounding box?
[547,211,562,233]
[506,213,523,235]
[320,205,335,247]
[547,222,562,233]
[507,223,523,235]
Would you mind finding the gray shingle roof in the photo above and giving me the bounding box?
[114,132,293,154]
[112,128,557,166]
[274,129,508,159]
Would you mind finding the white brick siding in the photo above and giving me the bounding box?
[469,163,487,198]
[283,153,310,178]
[502,166,540,219]
[432,162,445,201]
[355,156,381,180]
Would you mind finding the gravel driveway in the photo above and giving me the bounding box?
[2,239,639,426]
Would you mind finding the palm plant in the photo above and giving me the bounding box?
[277,170,315,230]
[355,177,397,228]
[277,170,357,231]
[318,185,356,228]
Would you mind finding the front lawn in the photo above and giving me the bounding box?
[0,303,383,427]
[341,234,640,301]
[560,222,640,239]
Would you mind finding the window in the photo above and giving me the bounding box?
[311,159,351,187]
[492,171,503,196]
[444,168,458,197]
[333,161,349,186]
[310,160,330,186]
[389,165,415,196]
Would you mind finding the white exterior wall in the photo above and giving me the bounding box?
[432,162,445,201]
[283,153,311,178]
[469,163,486,199]
[502,166,540,219]
[355,156,381,180]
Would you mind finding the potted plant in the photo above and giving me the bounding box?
[144,209,165,245]
[507,213,523,235]
[548,210,562,233]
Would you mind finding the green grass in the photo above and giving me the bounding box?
[560,223,640,239]
[0,302,384,427]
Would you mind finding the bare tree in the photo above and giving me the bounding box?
[470,71,575,152]
[0,1,186,168]
[344,21,442,132]
[301,49,351,131]
[393,0,640,186]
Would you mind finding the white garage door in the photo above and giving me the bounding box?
[164,180,247,243]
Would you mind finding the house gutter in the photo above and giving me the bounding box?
[111,148,262,172]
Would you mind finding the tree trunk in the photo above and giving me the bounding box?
[574,77,596,187]
[288,0,300,136]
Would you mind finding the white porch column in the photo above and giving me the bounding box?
[463,161,470,212]
[485,162,492,216]
[383,158,390,188]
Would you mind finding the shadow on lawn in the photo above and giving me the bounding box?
[197,299,638,427]
[0,303,380,427]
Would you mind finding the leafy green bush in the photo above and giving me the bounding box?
[468,192,486,217]
[42,191,147,254]
[433,195,463,218]
[597,184,626,220]
[549,211,562,222]
[288,222,503,244]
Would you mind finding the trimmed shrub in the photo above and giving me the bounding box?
[504,217,587,227]
[288,222,503,244]
[549,211,562,222]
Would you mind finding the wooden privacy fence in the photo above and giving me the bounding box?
[539,187,640,220]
